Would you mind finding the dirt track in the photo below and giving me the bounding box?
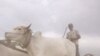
[0,44,28,56]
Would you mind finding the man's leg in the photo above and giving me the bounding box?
[75,43,80,56]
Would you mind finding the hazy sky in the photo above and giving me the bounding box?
[0,0,100,56]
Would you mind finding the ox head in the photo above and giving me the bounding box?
[5,24,32,47]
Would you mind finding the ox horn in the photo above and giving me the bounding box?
[26,24,32,29]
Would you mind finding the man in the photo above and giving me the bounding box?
[67,23,81,56]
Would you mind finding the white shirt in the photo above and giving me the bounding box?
[67,30,80,43]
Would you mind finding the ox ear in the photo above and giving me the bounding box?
[26,24,32,29]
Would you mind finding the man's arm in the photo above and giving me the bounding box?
[76,31,81,39]
[66,33,70,40]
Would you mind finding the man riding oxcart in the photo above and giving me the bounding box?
[0,24,76,56]
[66,23,81,56]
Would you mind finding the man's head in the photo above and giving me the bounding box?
[68,23,74,31]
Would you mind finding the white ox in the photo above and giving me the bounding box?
[5,25,76,56]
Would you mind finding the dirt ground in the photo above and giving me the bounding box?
[0,44,28,56]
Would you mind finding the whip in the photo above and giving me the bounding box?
[63,26,67,38]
